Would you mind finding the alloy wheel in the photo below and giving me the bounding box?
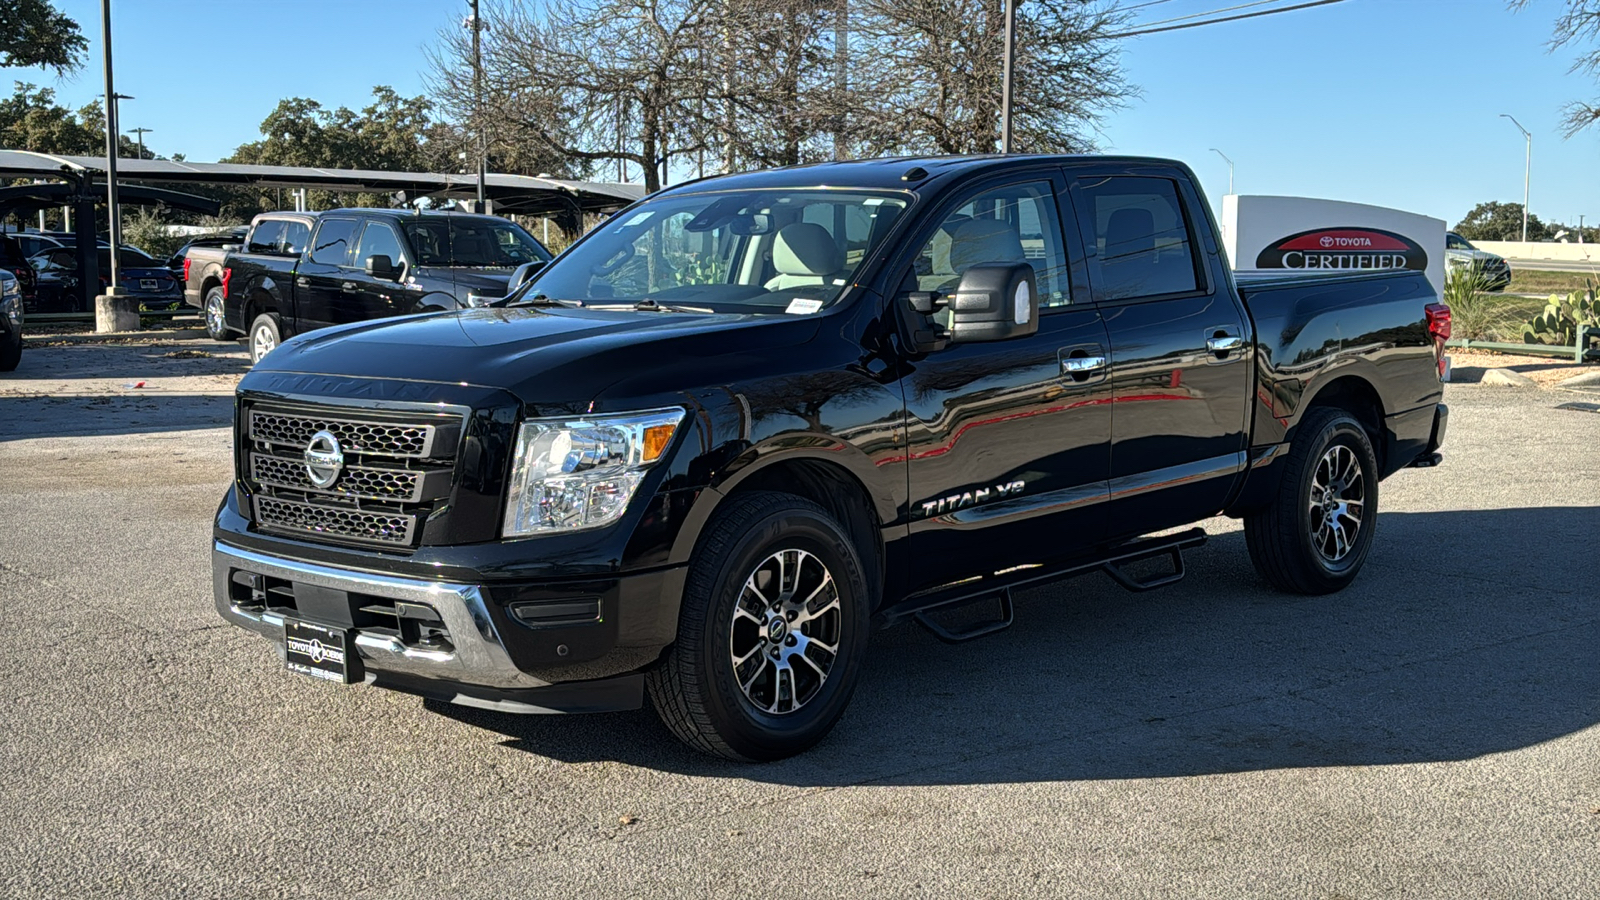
[206,295,225,336]
[728,548,841,715]
[252,326,277,361]
[1308,444,1365,563]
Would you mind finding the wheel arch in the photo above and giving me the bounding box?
[1297,373,1386,471]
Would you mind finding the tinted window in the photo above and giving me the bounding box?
[354,222,406,269]
[912,180,1071,308]
[308,218,359,266]
[1078,176,1199,301]
[282,221,311,255]
[1446,234,1471,250]
[400,218,551,267]
[247,220,286,254]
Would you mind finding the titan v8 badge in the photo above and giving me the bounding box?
[917,480,1025,518]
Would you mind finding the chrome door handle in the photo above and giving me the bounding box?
[295,277,310,287]
[341,281,358,292]
[1061,355,1107,374]
[1207,336,1245,353]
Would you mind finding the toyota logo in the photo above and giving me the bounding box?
[1319,236,1335,248]
[303,430,345,488]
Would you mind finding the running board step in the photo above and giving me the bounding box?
[1100,527,1208,593]
[913,588,1014,644]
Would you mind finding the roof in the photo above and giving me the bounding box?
[0,150,644,215]
[656,154,1190,195]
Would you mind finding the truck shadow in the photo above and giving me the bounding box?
[426,506,1600,785]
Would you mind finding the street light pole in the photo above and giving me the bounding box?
[1000,0,1017,153]
[99,0,122,299]
[128,127,152,158]
[1210,148,1234,194]
[1500,114,1531,243]
[470,0,486,213]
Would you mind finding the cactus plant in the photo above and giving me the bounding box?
[1521,289,1600,346]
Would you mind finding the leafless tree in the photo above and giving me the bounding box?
[1514,0,1600,136]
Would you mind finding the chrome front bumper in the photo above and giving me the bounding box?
[212,541,553,691]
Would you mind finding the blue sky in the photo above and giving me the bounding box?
[5,0,1596,229]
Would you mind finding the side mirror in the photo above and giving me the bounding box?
[364,254,400,281]
[222,243,242,252]
[946,262,1039,343]
[508,259,546,291]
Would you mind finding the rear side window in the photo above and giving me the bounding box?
[282,221,311,255]
[247,220,286,254]
[308,218,359,266]
[1077,176,1200,301]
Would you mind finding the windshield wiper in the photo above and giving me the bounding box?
[588,299,715,314]
[503,293,583,309]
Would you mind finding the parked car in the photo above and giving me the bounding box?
[0,234,39,308]
[29,245,183,312]
[212,154,1450,761]
[6,232,66,260]
[208,209,553,358]
[0,267,22,371]
[182,221,277,340]
[1445,231,1512,291]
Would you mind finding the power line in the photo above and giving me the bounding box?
[1119,0,1185,10]
[1107,0,1347,39]
[1130,0,1292,31]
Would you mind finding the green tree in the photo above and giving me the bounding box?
[0,0,87,75]
[1454,201,1553,242]
[1,82,158,158]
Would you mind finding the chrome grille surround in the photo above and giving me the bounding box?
[248,410,435,458]
[250,452,425,503]
[254,496,417,546]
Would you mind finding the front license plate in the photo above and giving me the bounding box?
[140,279,157,291]
[284,618,356,684]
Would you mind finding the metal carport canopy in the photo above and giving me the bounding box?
[0,149,644,215]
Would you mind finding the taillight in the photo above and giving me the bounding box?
[1425,302,1451,379]
[1425,302,1452,343]
[183,257,191,281]
[221,267,231,299]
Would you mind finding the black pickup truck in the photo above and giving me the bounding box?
[206,208,553,360]
[213,155,1450,761]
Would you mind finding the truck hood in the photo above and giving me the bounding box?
[247,306,823,409]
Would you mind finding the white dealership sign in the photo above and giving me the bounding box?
[1221,195,1447,296]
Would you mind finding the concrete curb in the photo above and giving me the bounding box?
[24,328,214,345]
[1557,369,1600,388]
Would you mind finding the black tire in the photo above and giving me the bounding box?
[0,330,20,372]
[203,287,229,341]
[248,312,283,364]
[1245,408,1379,595]
[647,491,872,761]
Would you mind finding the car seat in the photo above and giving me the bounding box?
[764,223,843,291]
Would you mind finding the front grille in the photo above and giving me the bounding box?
[254,496,417,545]
[242,401,462,551]
[249,410,436,458]
[250,452,425,503]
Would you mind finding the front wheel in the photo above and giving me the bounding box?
[203,287,229,341]
[1245,408,1379,595]
[647,492,872,761]
[248,313,282,364]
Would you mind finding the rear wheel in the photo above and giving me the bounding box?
[248,313,282,364]
[1245,408,1379,594]
[647,492,871,761]
[203,287,229,341]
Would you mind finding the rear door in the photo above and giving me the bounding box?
[897,173,1113,600]
[294,216,362,331]
[1066,164,1252,539]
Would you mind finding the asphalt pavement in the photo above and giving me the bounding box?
[0,346,1596,899]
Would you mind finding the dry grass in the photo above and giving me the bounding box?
[1507,269,1597,295]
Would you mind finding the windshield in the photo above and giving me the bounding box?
[527,188,910,312]
[401,217,552,268]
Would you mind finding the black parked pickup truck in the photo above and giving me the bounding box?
[213,156,1450,760]
[207,209,553,360]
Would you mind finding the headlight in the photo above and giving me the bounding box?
[502,407,685,537]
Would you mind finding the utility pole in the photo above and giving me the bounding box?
[470,0,487,213]
[127,126,152,158]
[1210,148,1234,194]
[1500,114,1531,243]
[1000,0,1017,153]
[100,0,122,300]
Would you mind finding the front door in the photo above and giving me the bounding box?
[1067,166,1252,540]
[349,220,424,319]
[897,176,1113,601]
